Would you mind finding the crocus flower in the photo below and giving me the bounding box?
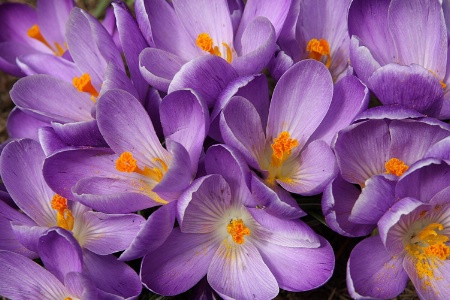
[141,154,334,299]
[220,59,368,219]
[348,0,449,118]
[347,159,450,299]
[0,0,74,77]
[43,88,207,213]
[272,0,352,81]
[137,0,291,92]
[322,109,450,237]
[0,138,144,298]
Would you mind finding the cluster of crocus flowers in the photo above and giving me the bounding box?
[0,0,450,299]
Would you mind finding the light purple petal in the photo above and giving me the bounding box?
[7,107,47,140]
[36,0,73,50]
[141,228,216,296]
[368,63,444,117]
[347,236,408,299]
[349,175,396,225]
[139,47,186,93]
[169,55,238,107]
[10,223,47,254]
[208,240,278,300]
[80,211,145,255]
[355,104,424,121]
[309,75,369,145]
[267,59,333,147]
[0,250,70,299]
[232,16,276,76]
[0,41,35,77]
[425,136,450,160]
[82,250,142,299]
[119,201,176,261]
[322,175,375,237]
[51,120,107,148]
[17,53,78,81]
[99,63,139,100]
[38,228,83,284]
[348,36,382,85]
[1,139,56,227]
[389,0,447,76]
[0,216,36,258]
[38,126,70,156]
[10,75,94,123]
[278,140,337,196]
[267,49,294,81]
[257,236,334,292]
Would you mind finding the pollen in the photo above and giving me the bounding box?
[196,33,213,52]
[385,158,409,176]
[306,38,331,68]
[406,223,450,286]
[227,219,251,245]
[271,131,298,167]
[116,152,168,183]
[72,73,99,98]
[116,152,137,173]
[27,24,65,56]
[51,194,74,231]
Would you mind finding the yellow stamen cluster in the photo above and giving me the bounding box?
[385,158,409,176]
[306,38,331,68]
[115,152,168,183]
[227,219,251,245]
[196,33,233,63]
[72,73,99,101]
[406,223,450,288]
[27,24,65,56]
[51,194,74,231]
[271,131,298,167]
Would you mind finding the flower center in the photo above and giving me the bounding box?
[196,32,233,63]
[265,131,298,186]
[407,223,450,287]
[27,24,65,56]
[72,73,99,101]
[306,38,331,68]
[227,219,251,245]
[115,152,169,204]
[385,158,409,176]
[51,194,74,231]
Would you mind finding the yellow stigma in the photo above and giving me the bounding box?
[196,33,232,63]
[406,223,450,288]
[385,158,409,176]
[115,152,168,183]
[271,131,298,167]
[306,38,331,68]
[72,73,99,100]
[227,219,250,245]
[27,24,65,56]
[51,194,74,231]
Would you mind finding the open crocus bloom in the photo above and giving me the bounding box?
[0,139,144,298]
[348,0,449,118]
[323,110,450,237]
[137,0,292,92]
[347,159,450,299]
[273,0,352,81]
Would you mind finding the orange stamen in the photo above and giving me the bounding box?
[227,219,251,244]
[51,194,74,231]
[116,152,167,182]
[72,73,99,98]
[385,158,408,176]
[196,33,233,63]
[306,38,331,68]
[271,131,298,167]
[27,24,65,56]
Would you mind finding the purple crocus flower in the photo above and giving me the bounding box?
[0,0,74,77]
[220,59,368,219]
[322,109,450,237]
[347,159,450,299]
[137,0,291,92]
[348,0,449,118]
[0,138,144,298]
[140,145,334,299]
[272,0,352,81]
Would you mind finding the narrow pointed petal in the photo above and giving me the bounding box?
[141,229,216,296]
[208,240,278,300]
[389,0,447,76]
[82,250,142,299]
[139,47,186,92]
[38,228,83,284]
[257,236,334,292]
[36,0,73,49]
[169,55,238,107]
[80,211,145,255]
[1,139,56,227]
[278,140,337,196]
[0,250,69,300]
[268,60,333,146]
[119,202,176,261]
[347,236,408,299]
